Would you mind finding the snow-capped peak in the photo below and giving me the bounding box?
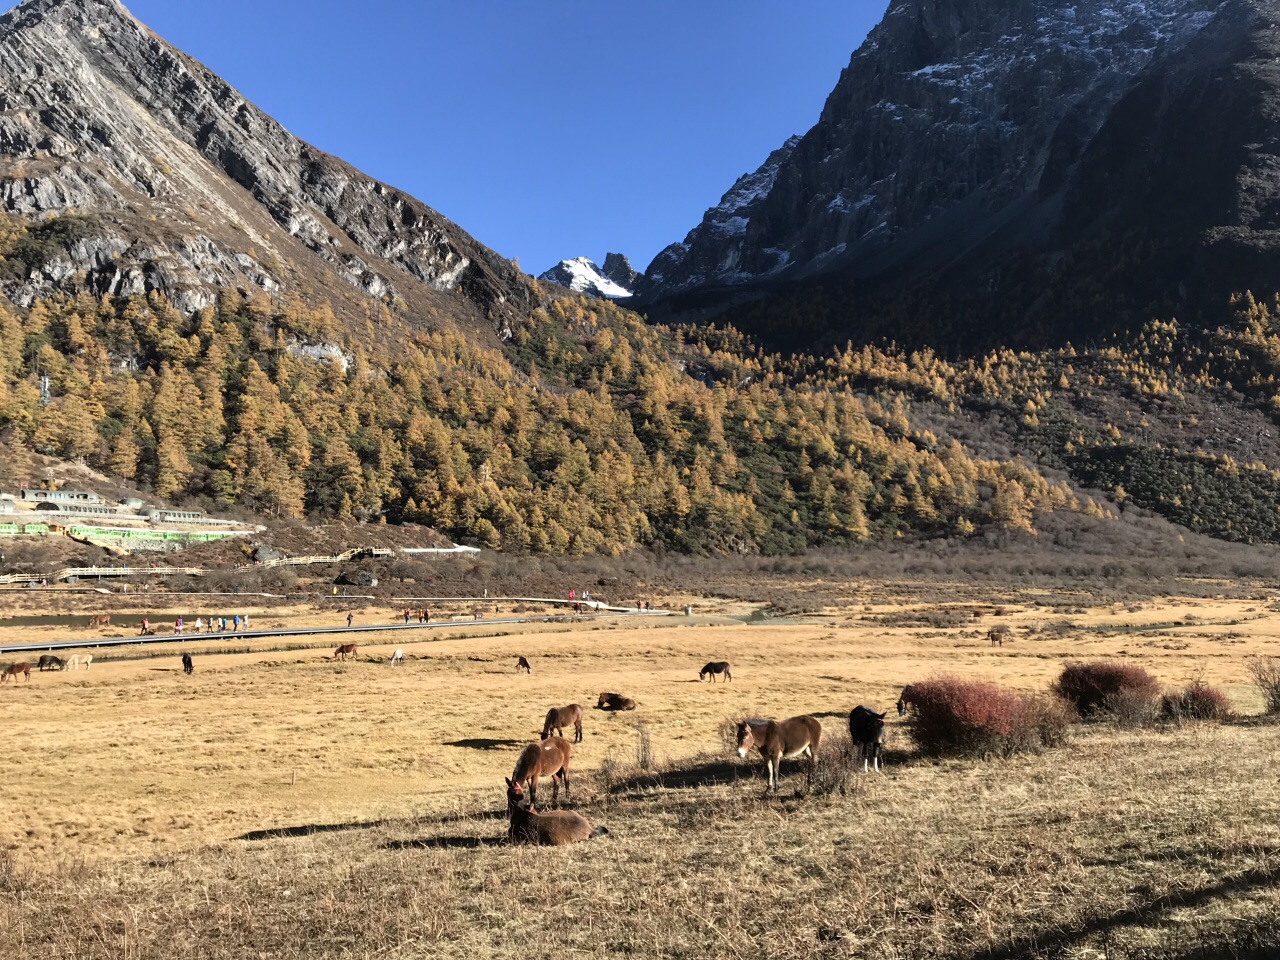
[538,256,635,299]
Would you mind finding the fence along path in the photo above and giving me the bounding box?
[0,547,406,585]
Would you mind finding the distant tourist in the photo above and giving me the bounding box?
[346,612,353,627]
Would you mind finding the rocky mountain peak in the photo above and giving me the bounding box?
[641,0,1234,342]
[601,253,641,290]
[0,0,533,332]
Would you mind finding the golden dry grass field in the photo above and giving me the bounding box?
[2,578,1280,958]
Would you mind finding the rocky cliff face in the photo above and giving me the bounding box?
[646,136,799,295]
[0,0,533,330]
[642,0,1278,347]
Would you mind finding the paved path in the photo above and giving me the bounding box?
[0,609,675,655]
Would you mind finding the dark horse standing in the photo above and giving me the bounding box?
[181,653,193,675]
[848,706,887,772]
[700,661,732,683]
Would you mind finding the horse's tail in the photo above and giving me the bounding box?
[590,826,609,839]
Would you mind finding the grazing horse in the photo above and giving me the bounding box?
[735,716,821,793]
[700,661,732,683]
[596,692,636,711]
[510,736,572,806]
[848,706,887,772]
[515,656,532,674]
[390,648,405,667]
[505,778,606,846]
[896,684,919,718]
[87,613,111,629]
[334,643,358,661]
[181,653,193,675]
[1,662,31,683]
[37,655,65,672]
[541,704,584,743]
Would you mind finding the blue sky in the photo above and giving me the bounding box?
[122,1,881,274]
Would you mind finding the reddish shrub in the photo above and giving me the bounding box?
[1054,662,1160,719]
[1162,681,1233,722]
[903,677,1072,758]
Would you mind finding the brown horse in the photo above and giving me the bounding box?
[700,661,732,682]
[334,643,358,661]
[541,704,584,742]
[896,684,919,717]
[87,613,110,629]
[1,662,31,683]
[515,656,532,674]
[735,716,822,793]
[596,692,636,711]
[510,736,572,805]
[505,778,606,846]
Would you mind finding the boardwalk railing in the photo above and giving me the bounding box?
[0,547,405,584]
[254,547,396,569]
[0,565,207,585]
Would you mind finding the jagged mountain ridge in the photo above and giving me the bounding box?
[0,0,533,331]
[639,0,1280,350]
[538,254,638,299]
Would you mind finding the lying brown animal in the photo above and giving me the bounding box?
[505,778,607,846]
[596,692,636,711]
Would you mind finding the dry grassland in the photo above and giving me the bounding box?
[2,580,1280,958]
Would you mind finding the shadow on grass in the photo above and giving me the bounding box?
[238,807,509,842]
[384,836,505,850]
[237,820,384,841]
[609,757,744,793]
[443,738,527,750]
[1224,713,1280,729]
[963,863,1280,960]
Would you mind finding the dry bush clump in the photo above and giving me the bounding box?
[1162,681,1234,722]
[904,677,1072,758]
[1055,661,1161,718]
[1246,656,1280,713]
[1109,686,1162,729]
[806,726,856,796]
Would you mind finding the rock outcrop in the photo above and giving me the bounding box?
[0,0,534,330]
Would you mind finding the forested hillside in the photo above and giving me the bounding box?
[0,213,1088,555]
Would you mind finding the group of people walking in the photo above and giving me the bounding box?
[139,614,251,636]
